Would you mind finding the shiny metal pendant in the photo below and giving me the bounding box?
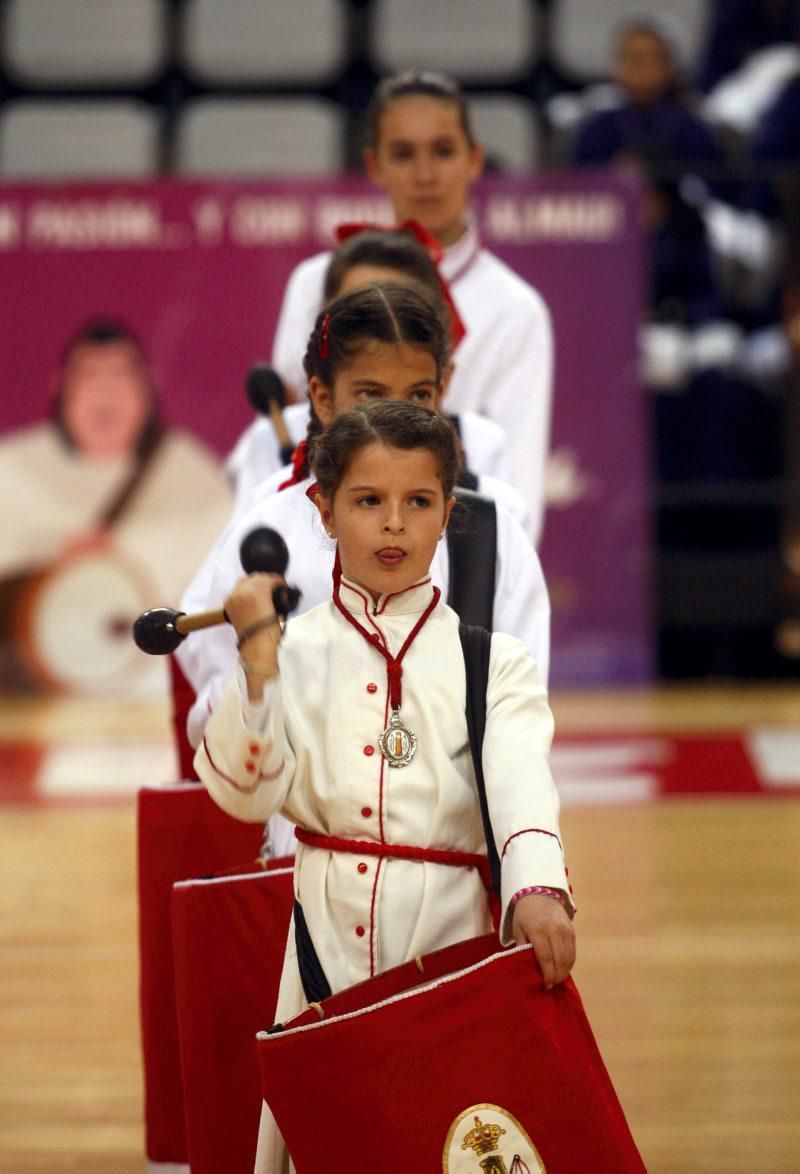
[378,709,417,768]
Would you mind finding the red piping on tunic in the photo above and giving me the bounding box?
[501,827,562,858]
[202,736,284,793]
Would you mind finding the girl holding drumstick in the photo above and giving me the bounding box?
[196,394,574,1171]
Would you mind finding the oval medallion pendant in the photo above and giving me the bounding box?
[378,709,417,768]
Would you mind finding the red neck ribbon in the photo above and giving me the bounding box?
[334,220,466,348]
[332,579,441,710]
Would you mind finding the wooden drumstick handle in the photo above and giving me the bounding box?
[247,367,295,464]
[174,608,227,635]
[268,399,293,451]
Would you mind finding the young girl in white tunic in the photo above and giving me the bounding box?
[195,396,575,1172]
[227,225,519,518]
[182,284,550,760]
[271,70,554,545]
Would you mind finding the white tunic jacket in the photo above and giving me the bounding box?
[181,475,550,751]
[271,223,554,545]
[195,577,571,1004]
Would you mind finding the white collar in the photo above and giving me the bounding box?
[440,220,481,285]
[337,574,436,618]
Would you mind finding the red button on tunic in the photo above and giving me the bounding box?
[245,761,256,774]
[361,806,372,818]
[248,742,259,755]
[363,745,375,757]
[357,862,368,874]
[355,926,365,938]
[367,683,378,694]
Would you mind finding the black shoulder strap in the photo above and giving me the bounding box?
[446,487,497,630]
[446,414,480,490]
[458,622,501,901]
[445,412,462,439]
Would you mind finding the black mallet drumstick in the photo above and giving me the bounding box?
[246,365,295,465]
[132,526,301,655]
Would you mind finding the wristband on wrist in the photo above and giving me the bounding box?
[510,885,567,911]
[238,654,278,677]
[236,613,280,650]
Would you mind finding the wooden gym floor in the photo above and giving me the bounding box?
[0,685,798,1172]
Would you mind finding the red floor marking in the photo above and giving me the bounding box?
[660,737,762,796]
[0,733,797,807]
[553,733,800,799]
[0,743,47,803]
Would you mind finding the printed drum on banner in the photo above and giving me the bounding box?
[0,174,650,687]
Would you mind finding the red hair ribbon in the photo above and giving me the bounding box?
[334,220,465,349]
[336,219,443,265]
[319,312,331,360]
[277,439,310,491]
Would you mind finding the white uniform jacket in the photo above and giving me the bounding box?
[227,401,515,518]
[271,223,554,545]
[181,474,550,751]
[195,576,572,1006]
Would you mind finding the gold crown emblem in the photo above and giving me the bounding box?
[461,1115,506,1155]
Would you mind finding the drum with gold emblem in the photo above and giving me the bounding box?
[258,933,645,1173]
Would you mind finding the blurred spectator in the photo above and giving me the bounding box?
[643,182,772,482]
[0,318,231,694]
[748,69,800,218]
[569,19,759,483]
[696,0,800,94]
[570,17,724,183]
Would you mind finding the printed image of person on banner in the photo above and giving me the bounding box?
[0,317,231,696]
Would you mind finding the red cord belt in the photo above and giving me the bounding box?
[294,826,500,923]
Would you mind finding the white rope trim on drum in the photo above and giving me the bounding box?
[173,866,294,891]
[140,782,207,795]
[256,943,532,1041]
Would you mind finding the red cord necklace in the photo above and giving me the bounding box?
[332,578,441,768]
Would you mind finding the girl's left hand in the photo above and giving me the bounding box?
[511,893,576,990]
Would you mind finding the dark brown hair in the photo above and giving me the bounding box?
[309,398,461,501]
[364,69,476,152]
[303,280,450,392]
[295,279,450,480]
[323,228,444,304]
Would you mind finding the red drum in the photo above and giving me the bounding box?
[259,934,645,1174]
[137,784,274,1167]
[171,867,294,1174]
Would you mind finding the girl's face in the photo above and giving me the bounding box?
[309,341,443,427]
[364,95,483,247]
[317,441,454,603]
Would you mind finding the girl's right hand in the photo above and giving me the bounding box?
[225,573,285,695]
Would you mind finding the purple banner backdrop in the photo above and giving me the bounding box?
[0,174,650,685]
